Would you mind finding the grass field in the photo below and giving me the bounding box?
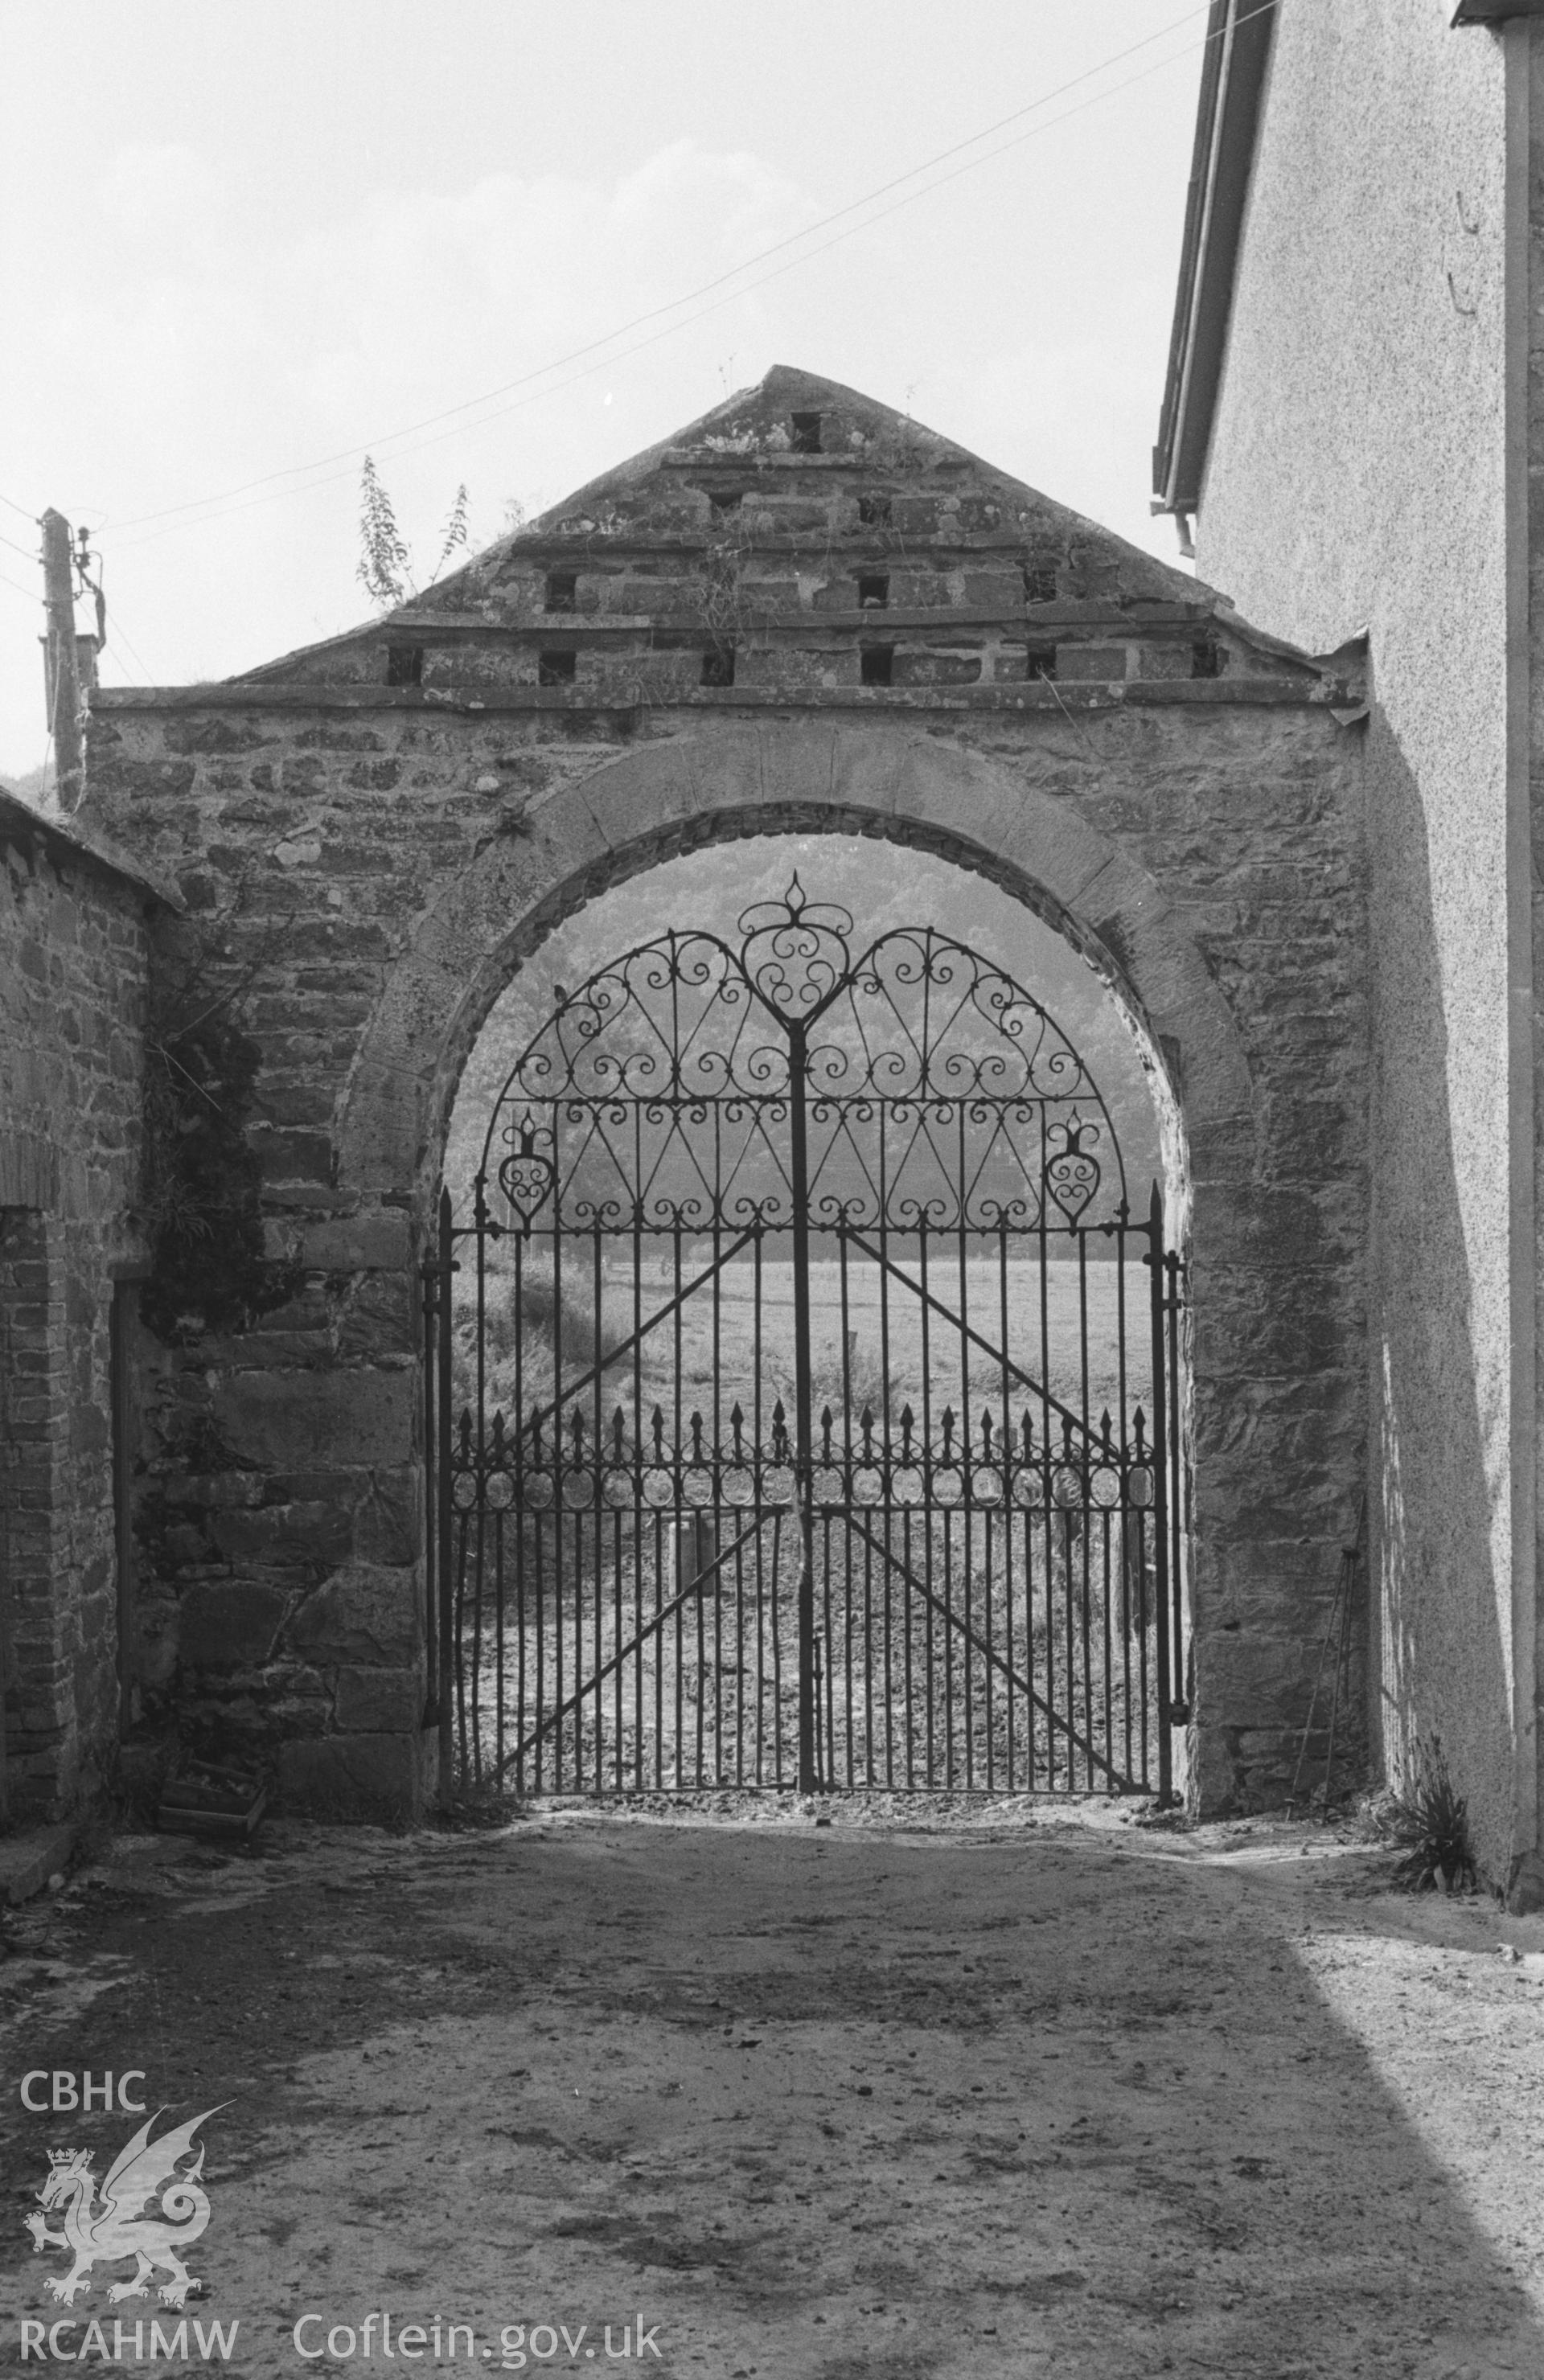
[456,1253,1155,1458]
[446,1248,1166,1800]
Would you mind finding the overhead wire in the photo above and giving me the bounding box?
[113,2,1217,536]
[98,638,145,687]
[99,603,158,683]
[109,3,1251,557]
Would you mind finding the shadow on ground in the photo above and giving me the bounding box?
[2,1806,1542,2378]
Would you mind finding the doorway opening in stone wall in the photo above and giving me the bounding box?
[423,835,1189,1808]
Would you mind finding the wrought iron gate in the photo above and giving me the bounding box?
[423,877,1186,1801]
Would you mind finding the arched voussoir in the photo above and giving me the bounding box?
[335,720,1253,1212]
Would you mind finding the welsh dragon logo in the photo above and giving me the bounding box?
[25,2107,222,2308]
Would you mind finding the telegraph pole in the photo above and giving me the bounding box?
[40,508,84,810]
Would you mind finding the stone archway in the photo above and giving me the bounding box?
[334,722,1259,1816]
[339,724,1248,1214]
[87,368,1365,1824]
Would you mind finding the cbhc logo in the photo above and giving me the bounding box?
[19,2072,146,2111]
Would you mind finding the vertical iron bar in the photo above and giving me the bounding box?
[1039,1177,1055,1787]
[436,1188,455,1791]
[1117,1212,1134,1787]
[614,1504,624,1792]
[593,1227,604,1792]
[712,1125,726,1787]
[957,1103,971,1791]
[1078,1229,1092,1790]
[653,1504,664,1789]
[754,1224,768,1787]
[998,1221,1013,1790]
[877,1111,895,1787]
[919,1218,934,1787]
[839,1228,862,1783]
[551,1188,565,1791]
[454,1505,470,1781]
[495,1503,505,1784]
[1149,1180,1175,1806]
[668,960,683,1790]
[1168,1246,1185,1746]
[472,1180,491,1787]
[770,1508,784,1791]
[421,1237,439,1738]
[790,1021,819,1794]
[632,1139,645,1794]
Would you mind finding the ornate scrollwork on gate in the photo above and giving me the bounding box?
[738,873,855,1020]
[1044,1117,1103,1225]
[478,878,1127,1237]
[495,1113,556,1234]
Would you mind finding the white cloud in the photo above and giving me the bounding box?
[0,45,1195,774]
[96,142,223,236]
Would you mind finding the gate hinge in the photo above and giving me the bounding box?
[1165,1699,1192,1726]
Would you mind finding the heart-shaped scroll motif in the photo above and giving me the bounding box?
[1045,1115,1103,1225]
[496,1114,556,1234]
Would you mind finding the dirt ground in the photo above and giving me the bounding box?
[5,1799,1544,2379]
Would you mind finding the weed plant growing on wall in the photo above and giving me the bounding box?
[1375,1738,1478,1894]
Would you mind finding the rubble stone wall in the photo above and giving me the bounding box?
[83,689,1366,1822]
[0,795,151,1823]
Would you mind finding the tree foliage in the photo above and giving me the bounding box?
[435,482,471,580]
[356,453,413,609]
[357,460,489,609]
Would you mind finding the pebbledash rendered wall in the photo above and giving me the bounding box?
[1191,7,1535,1893]
[77,371,1369,1824]
[0,790,157,1824]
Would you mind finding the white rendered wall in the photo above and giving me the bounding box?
[1195,0,1527,1881]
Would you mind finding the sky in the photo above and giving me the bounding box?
[0,0,1209,783]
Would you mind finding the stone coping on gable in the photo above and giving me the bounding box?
[93,678,1349,717]
[0,782,179,909]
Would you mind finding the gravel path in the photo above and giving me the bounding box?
[3,1800,1544,2378]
